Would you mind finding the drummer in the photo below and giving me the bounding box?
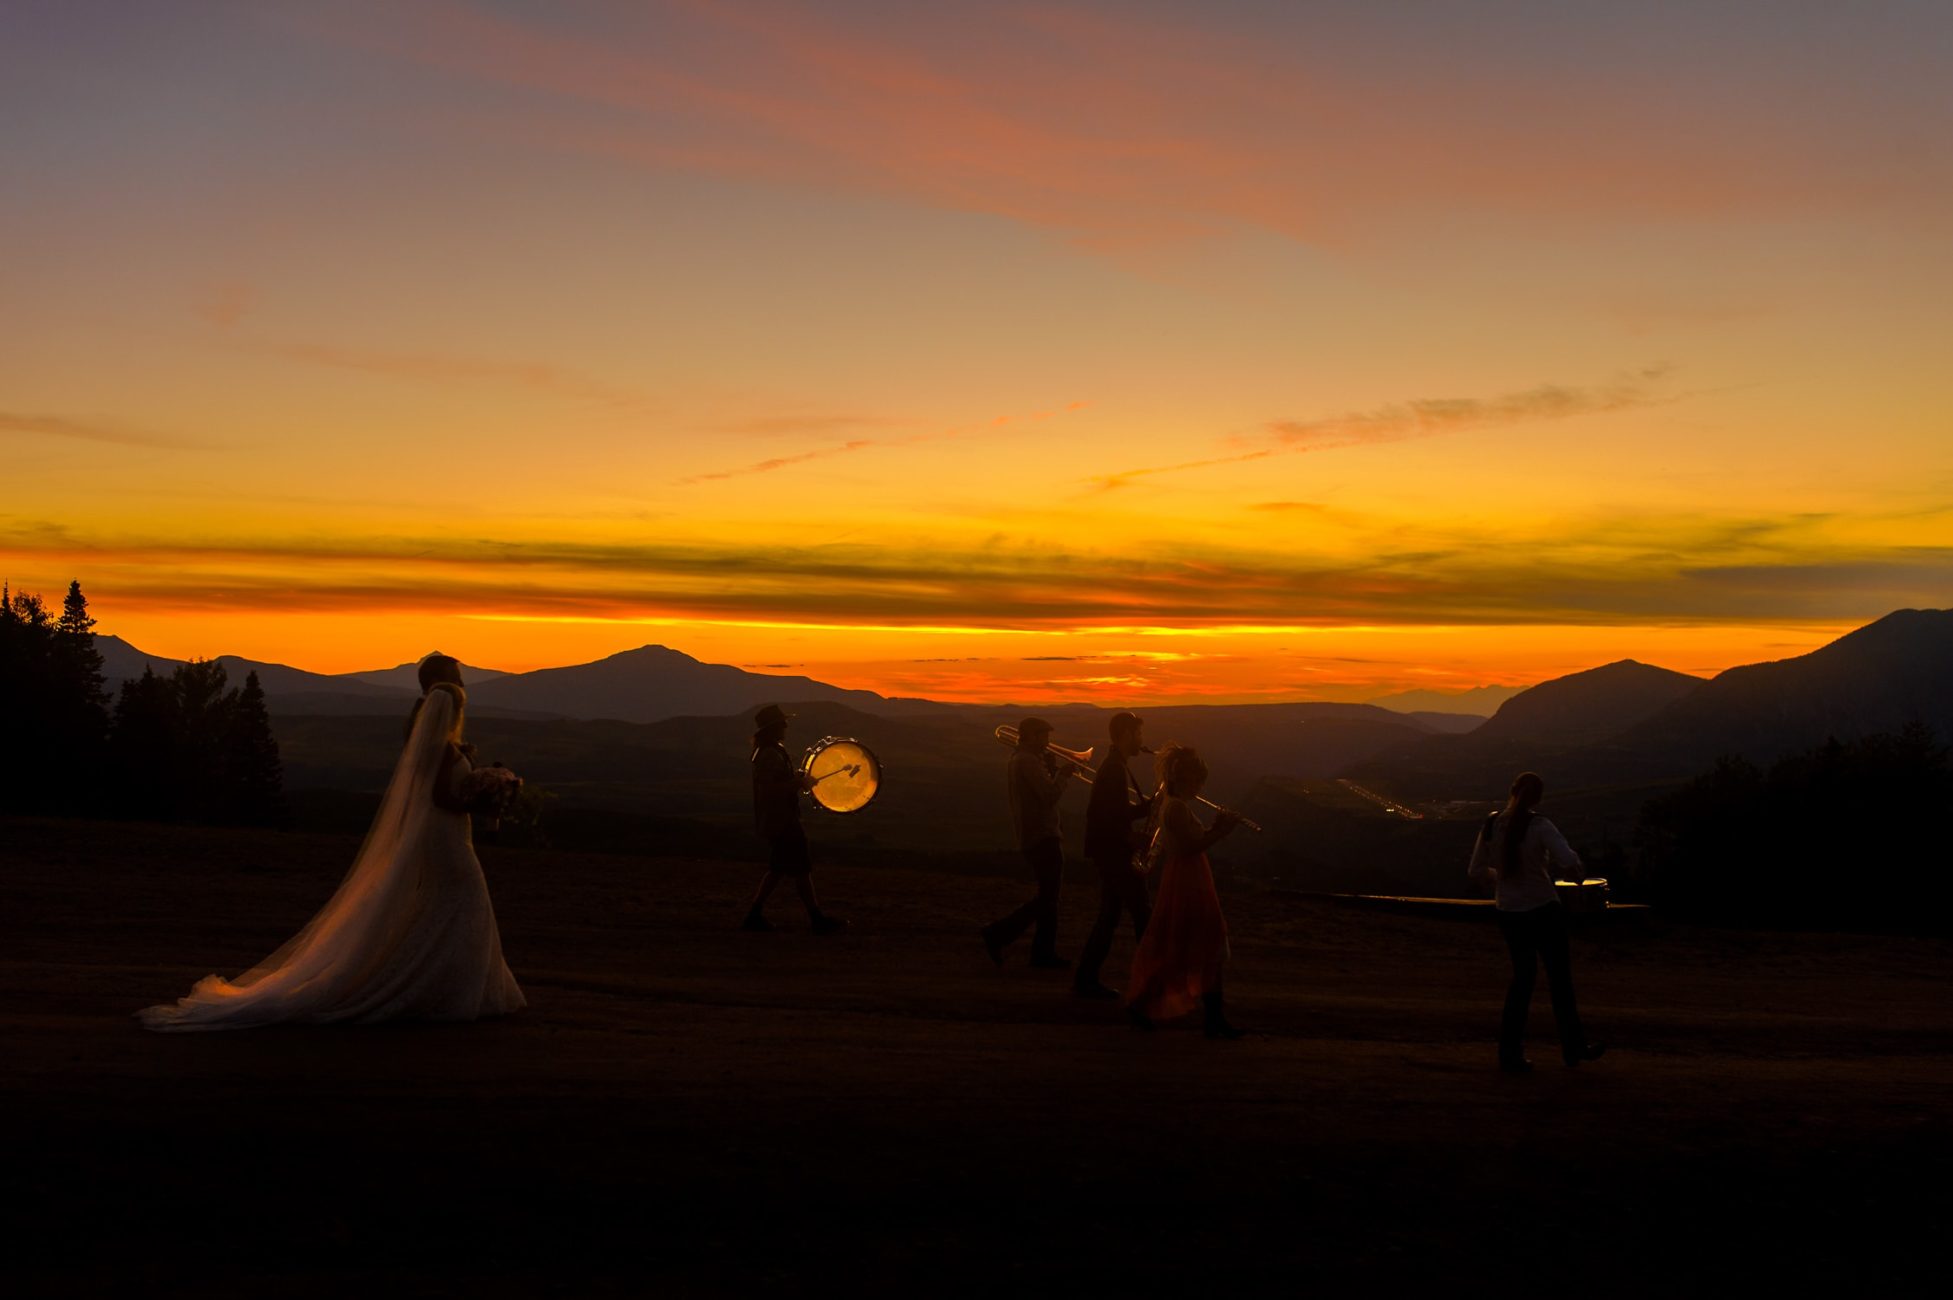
[742,704,847,935]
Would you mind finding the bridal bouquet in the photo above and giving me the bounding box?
[464,763,524,831]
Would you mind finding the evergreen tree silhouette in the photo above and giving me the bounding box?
[45,581,111,814]
[1637,725,1951,932]
[109,667,181,822]
[0,586,59,813]
[224,670,287,827]
[170,659,234,824]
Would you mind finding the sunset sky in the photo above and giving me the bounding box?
[4,1,1949,704]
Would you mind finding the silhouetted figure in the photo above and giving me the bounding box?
[1126,745,1243,1038]
[1074,711,1156,999]
[742,705,846,935]
[138,653,524,1029]
[982,717,1074,969]
[1468,771,1605,1072]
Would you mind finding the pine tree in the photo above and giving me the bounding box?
[41,581,112,815]
[56,580,96,636]
[0,587,56,813]
[224,671,287,827]
[109,667,180,822]
[171,659,233,823]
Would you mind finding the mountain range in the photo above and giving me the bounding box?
[94,638,937,722]
[99,608,1952,804]
[1349,608,1953,798]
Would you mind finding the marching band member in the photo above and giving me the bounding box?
[1125,745,1244,1038]
[982,717,1075,969]
[1074,711,1156,1000]
[742,704,846,935]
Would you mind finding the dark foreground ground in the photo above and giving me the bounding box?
[4,818,1949,1296]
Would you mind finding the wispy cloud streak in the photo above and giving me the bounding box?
[1267,367,1675,451]
[683,439,882,482]
[11,510,1948,629]
[1091,368,1675,491]
[0,412,210,451]
[255,341,644,405]
[682,401,1088,484]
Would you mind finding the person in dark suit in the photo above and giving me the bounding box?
[742,704,845,935]
[982,717,1075,969]
[1073,711,1155,999]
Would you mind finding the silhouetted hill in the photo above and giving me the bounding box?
[1346,660,1707,799]
[1368,684,1522,716]
[1349,610,1953,800]
[98,636,937,724]
[1473,659,1704,745]
[97,637,409,700]
[1622,608,1953,767]
[1400,712,1485,734]
[340,659,510,690]
[97,635,176,681]
[466,644,938,723]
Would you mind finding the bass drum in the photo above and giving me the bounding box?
[802,736,883,814]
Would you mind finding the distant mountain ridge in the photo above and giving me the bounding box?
[1367,684,1523,717]
[340,660,509,691]
[1472,659,1704,745]
[1350,609,1953,798]
[1621,608,1953,768]
[98,610,1953,784]
[466,644,939,723]
[95,636,942,724]
[96,637,406,700]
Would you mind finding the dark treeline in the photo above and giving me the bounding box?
[1,581,286,826]
[1634,725,1951,933]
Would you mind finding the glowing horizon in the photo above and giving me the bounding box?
[4,2,1949,705]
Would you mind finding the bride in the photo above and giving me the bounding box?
[139,654,526,1030]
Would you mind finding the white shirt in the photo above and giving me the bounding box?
[1468,812,1582,912]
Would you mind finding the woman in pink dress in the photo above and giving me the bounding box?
[1125,744,1244,1039]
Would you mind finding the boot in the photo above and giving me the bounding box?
[1202,992,1244,1040]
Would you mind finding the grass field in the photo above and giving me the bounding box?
[4,817,1947,1295]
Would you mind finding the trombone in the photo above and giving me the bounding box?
[992,724,1262,832]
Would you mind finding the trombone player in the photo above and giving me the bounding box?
[982,717,1075,969]
[1074,711,1155,1000]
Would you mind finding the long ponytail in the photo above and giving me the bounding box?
[1500,771,1545,873]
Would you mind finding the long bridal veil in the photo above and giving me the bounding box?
[140,685,511,1030]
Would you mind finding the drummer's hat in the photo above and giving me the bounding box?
[754,704,794,730]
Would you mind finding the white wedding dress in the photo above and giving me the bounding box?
[139,685,526,1030]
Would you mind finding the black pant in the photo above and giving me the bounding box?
[1075,854,1151,987]
[988,837,1064,960]
[1497,903,1585,1061]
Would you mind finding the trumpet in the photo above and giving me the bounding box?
[991,725,1262,833]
